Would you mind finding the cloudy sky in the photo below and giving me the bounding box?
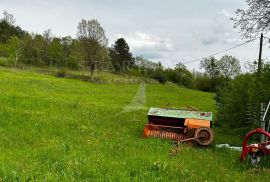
[0,0,267,70]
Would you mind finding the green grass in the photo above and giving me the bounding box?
[0,67,269,181]
[0,64,157,84]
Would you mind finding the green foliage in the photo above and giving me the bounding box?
[200,56,220,79]
[198,55,240,92]
[216,62,270,130]
[151,68,167,84]
[0,20,25,43]
[109,38,134,72]
[0,57,16,67]
[193,73,226,92]
[55,68,66,78]
[77,19,109,78]
[219,55,241,79]
[165,63,193,87]
[48,38,65,67]
[134,57,195,86]
[216,74,255,128]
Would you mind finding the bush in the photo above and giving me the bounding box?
[0,57,16,67]
[193,75,226,92]
[151,70,167,84]
[215,74,255,128]
[67,58,79,70]
[55,69,66,78]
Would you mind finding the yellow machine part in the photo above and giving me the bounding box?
[184,118,210,128]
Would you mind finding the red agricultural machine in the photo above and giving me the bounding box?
[240,128,270,166]
[143,107,214,146]
[240,101,270,166]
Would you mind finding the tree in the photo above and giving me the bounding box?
[215,74,255,128]
[6,36,21,63]
[151,62,167,84]
[42,29,53,65]
[77,19,108,80]
[3,10,15,25]
[134,56,162,77]
[0,13,25,43]
[174,63,193,87]
[109,38,134,72]
[232,0,270,38]
[218,55,241,80]
[200,57,220,79]
[61,36,73,61]
[199,57,228,92]
[48,38,65,67]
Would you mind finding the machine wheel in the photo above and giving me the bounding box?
[194,127,214,146]
[249,153,261,167]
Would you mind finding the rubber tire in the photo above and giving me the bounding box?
[194,127,214,146]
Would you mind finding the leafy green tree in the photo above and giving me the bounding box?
[199,57,228,92]
[33,34,47,65]
[193,72,213,92]
[42,29,53,65]
[149,62,167,84]
[19,33,45,65]
[0,19,25,44]
[48,38,64,67]
[61,36,73,61]
[0,11,26,43]
[6,36,21,63]
[200,57,220,79]
[218,55,241,80]
[66,40,82,70]
[3,10,15,25]
[77,19,108,80]
[216,74,255,128]
[216,62,270,130]
[109,38,134,72]
[164,63,193,87]
[175,63,193,87]
[135,56,160,75]
[60,36,81,70]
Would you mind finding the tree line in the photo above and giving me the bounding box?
[0,11,135,79]
[0,11,242,90]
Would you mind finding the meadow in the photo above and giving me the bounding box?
[0,67,269,181]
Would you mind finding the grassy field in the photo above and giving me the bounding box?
[0,67,269,181]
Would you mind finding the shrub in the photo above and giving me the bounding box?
[0,57,16,67]
[55,69,66,78]
[151,70,167,84]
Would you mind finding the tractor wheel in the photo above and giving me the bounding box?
[194,127,214,146]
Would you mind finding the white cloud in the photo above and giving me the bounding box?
[113,32,173,60]
[200,9,240,46]
[1,0,258,69]
[220,9,233,18]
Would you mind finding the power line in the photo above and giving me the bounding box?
[263,35,270,40]
[183,37,258,64]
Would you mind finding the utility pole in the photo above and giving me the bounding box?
[258,33,263,74]
[258,33,264,143]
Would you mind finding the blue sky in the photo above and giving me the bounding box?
[0,0,266,70]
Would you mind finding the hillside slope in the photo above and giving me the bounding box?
[0,68,268,181]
